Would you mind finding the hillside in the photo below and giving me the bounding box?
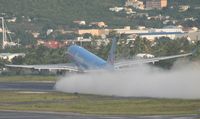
[0,0,199,30]
[0,0,125,25]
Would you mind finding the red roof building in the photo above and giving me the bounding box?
[44,40,62,49]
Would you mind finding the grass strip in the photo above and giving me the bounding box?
[0,91,200,115]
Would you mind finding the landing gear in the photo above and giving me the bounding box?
[56,70,66,75]
[38,69,50,75]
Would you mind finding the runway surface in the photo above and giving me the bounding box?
[0,111,199,119]
[0,82,199,119]
[0,82,55,91]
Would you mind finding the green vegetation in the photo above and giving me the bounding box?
[0,0,199,29]
[0,75,56,82]
[147,0,200,28]
[0,0,124,26]
[0,37,199,70]
[0,91,200,115]
[1,45,68,65]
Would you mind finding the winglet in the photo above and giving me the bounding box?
[107,38,117,65]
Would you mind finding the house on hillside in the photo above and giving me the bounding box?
[89,22,107,28]
[0,53,25,62]
[37,40,63,49]
[44,40,63,49]
[76,29,109,36]
[73,20,86,25]
[109,7,124,12]
[32,32,40,38]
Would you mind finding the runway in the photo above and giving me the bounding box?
[0,82,55,91]
[0,82,199,119]
[0,110,199,119]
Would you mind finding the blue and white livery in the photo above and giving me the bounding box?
[6,38,194,72]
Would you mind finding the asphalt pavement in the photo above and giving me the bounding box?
[0,110,199,119]
[0,82,55,91]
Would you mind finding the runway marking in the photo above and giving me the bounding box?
[17,91,48,94]
[0,116,42,119]
[22,81,55,83]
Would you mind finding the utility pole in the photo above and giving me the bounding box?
[0,17,6,49]
[0,17,16,49]
[17,38,20,48]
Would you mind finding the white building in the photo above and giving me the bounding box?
[73,21,86,25]
[114,26,185,41]
[109,7,124,12]
[125,0,145,10]
[139,32,186,41]
[115,26,183,34]
[7,17,17,23]
[0,53,25,62]
[46,29,53,35]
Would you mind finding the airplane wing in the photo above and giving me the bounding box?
[114,52,193,69]
[6,63,80,72]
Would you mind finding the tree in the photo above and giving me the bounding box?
[65,33,79,39]
[132,37,152,55]
[116,39,131,59]
[97,41,110,60]
[14,30,36,46]
[12,56,25,65]
[82,33,92,39]
[107,31,119,39]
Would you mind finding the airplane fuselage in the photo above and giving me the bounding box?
[67,45,108,70]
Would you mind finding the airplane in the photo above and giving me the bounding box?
[6,38,194,73]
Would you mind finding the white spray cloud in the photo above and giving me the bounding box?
[55,60,200,99]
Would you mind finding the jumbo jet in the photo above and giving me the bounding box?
[6,38,193,73]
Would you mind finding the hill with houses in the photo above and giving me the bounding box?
[0,0,124,25]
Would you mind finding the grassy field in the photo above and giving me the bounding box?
[0,75,57,82]
[0,91,200,115]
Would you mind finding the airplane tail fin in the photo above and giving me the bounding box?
[107,38,117,65]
